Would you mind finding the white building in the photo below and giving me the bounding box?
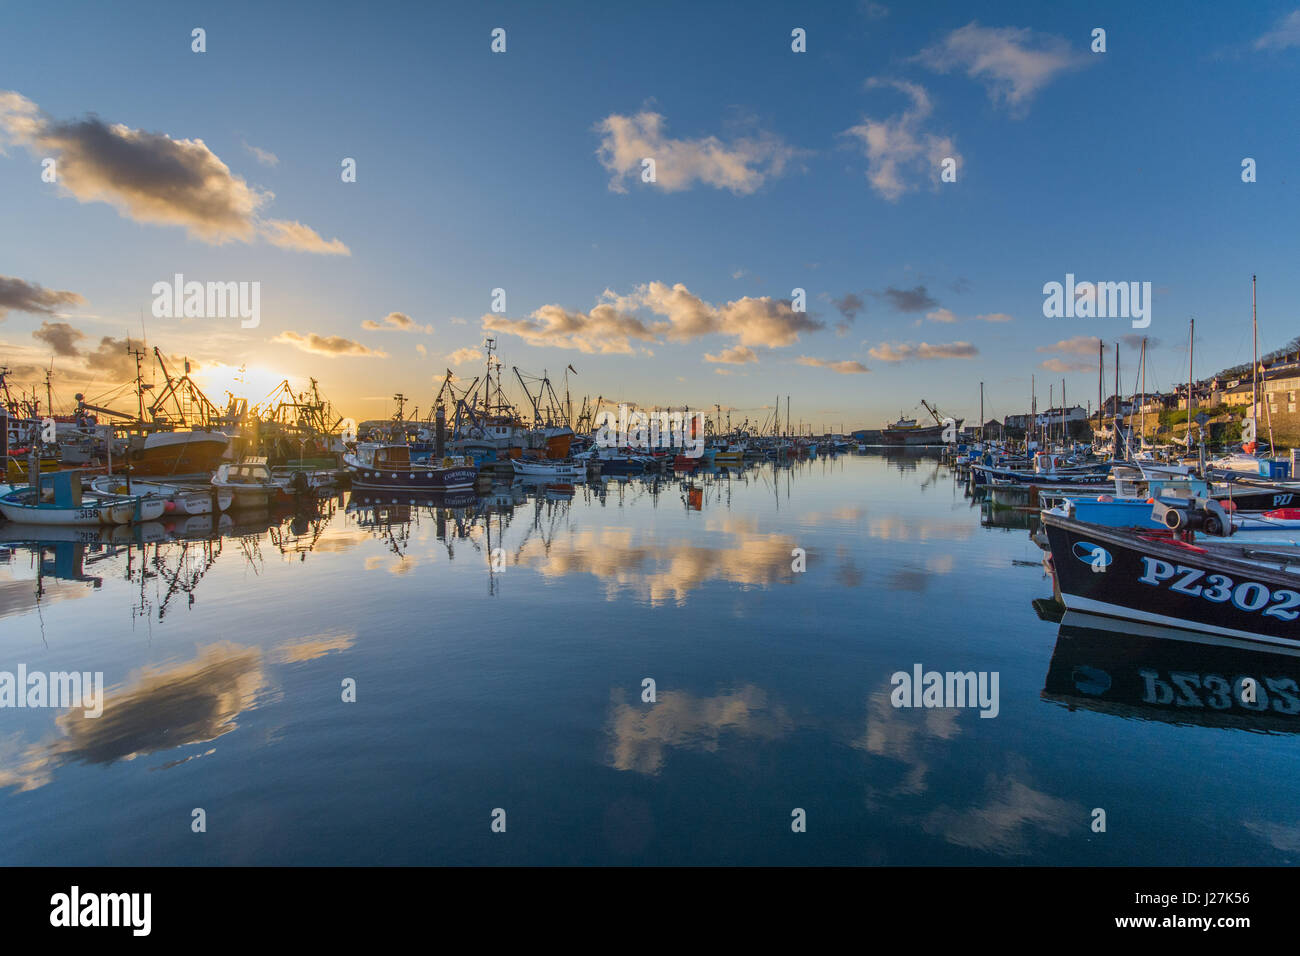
[1033,405,1087,427]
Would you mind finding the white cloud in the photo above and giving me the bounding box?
[596,111,797,195]
[484,281,824,355]
[869,340,977,362]
[704,345,758,365]
[0,90,347,253]
[1037,335,1100,355]
[797,356,870,374]
[243,141,279,167]
[361,311,432,333]
[446,347,481,365]
[843,80,960,201]
[1256,10,1300,50]
[1039,358,1090,373]
[272,331,385,357]
[916,22,1090,114]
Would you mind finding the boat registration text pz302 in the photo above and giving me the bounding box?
[1138,557,1300,620]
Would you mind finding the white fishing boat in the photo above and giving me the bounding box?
[509,457,587,480]
[89,475,233,514]
[212,458,290,509]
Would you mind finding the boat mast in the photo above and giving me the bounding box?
[1097,339,1103,447]
[1188,317,1195,455]
[127,343,148,424]
[979,381,984,443]
[1255,275,1276,453]
[1114,342,1120,459]
[1140,337,1147,449]
[1252,274,1258,446]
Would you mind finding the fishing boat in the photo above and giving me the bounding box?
[509,457,587,481]
[89,475,232,515]
[974,452,1111,486]
[1042,506,1300,647]
[576,446,652,475]
[271,464,339,493]
[212,457,294,508]
[881,401,961,446]
[345,443,479,491]
[0,471,166,525]
[711,440,745,466]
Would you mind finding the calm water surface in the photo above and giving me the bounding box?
[1,451,1297,865]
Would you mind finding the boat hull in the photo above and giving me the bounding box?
[91,477,231,515]
[348,463,479,491]
[0,491,165,525]
[213,484,275,509]
[509,459,586,480]
[1044,513,1300,648]
[127,431,230,477]
[881,421,960,446]
[0,500,116,525]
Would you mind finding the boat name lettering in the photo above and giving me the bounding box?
[1137,557,1300,620]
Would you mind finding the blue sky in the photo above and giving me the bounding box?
[2,0,1298,429]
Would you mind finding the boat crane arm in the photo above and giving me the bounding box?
[512,367,543,426]
[73,397,143,422]
[920,399,945,427]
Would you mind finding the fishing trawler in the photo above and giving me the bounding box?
[881,401,961,446]
[345,443,479,492]
[73,348,230,476]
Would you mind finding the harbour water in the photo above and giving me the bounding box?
[1,451,1297,865]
